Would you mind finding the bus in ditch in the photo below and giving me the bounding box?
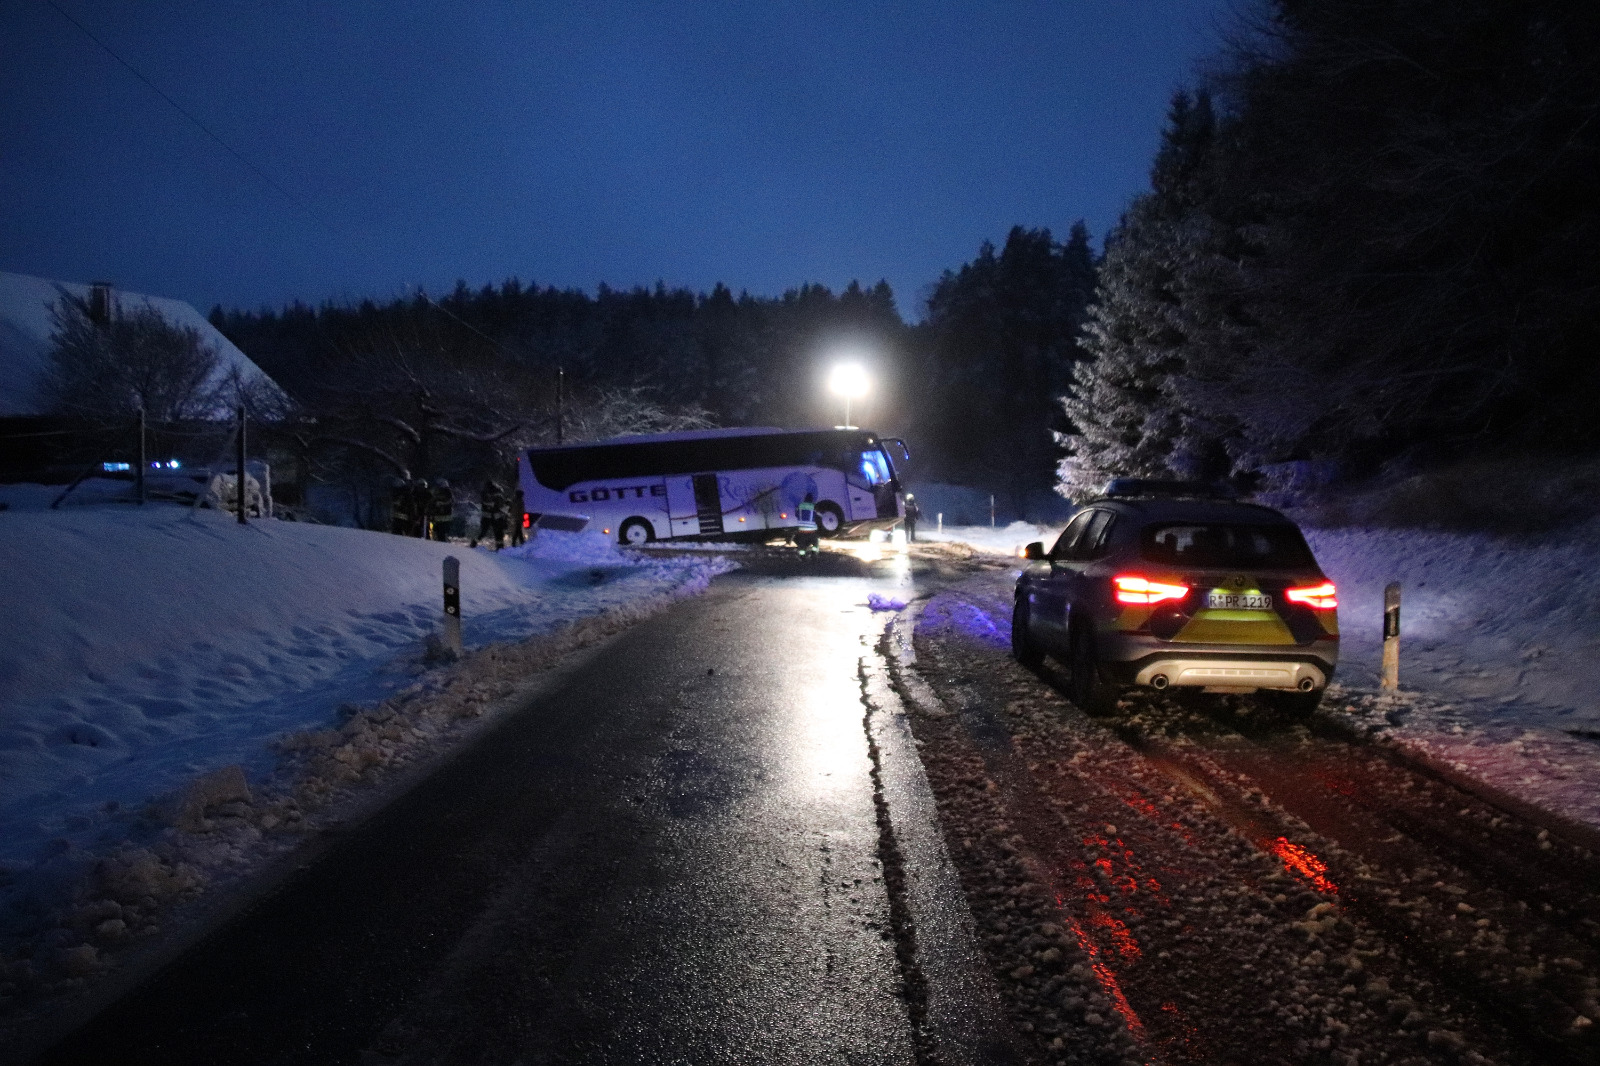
[517,427,907,545]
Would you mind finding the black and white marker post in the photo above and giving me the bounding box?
[1381,581,1401,690]
[442,555,463,658]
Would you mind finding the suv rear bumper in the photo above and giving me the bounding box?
[1098,637,1338,692]
[1128,657,1328,692]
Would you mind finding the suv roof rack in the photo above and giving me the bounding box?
[1100,478,1238,501]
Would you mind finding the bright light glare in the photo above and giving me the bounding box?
[1285,582,1339,609]
[828,362,870,399]
[1113,574,1190,605]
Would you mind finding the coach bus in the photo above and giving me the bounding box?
[517,427,906,545]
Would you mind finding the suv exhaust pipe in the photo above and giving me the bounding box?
[1297,677,1316,692]
[1150,673,1169,690]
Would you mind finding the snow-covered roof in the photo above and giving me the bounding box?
[0,270,286,417]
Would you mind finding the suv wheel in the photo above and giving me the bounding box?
[1011,596,1044,669]
[1068,626,1117,717]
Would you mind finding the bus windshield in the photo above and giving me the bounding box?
[859,449,893,487]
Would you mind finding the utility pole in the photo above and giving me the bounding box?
[236,404,248,525]
[136,407,146,505]
[556,367,565,445]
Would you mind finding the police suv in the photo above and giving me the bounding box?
[1012,480,1339,716]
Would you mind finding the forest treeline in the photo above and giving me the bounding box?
[211,226,1096,513]
[1061,0,1600,499]
[204,0,1598,518]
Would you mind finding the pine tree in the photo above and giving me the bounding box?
[1057,92,1219,499]
[923,225,1098,509]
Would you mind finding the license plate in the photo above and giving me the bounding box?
[1206,591,1272,610]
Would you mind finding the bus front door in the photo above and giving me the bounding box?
[667,474,724,537]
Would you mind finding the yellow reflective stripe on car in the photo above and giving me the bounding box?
[1172,612,1298,645]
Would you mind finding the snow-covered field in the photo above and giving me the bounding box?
[931,518,1600,831]
[0,486,732,877]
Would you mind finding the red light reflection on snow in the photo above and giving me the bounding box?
[1266,836,1339,895]
[1158,1001,1205,1059]
[1081,831,1170,907]
[1123,794,1163,821]
[1120,789,1198,850]
[1066,916,1146,1036]
[1090,909,1142,959]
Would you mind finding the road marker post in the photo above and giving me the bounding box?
[442,556,462,658]
[1381,582,1401,690]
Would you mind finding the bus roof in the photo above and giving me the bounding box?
[524,427,885,491]
[597,427,785,446]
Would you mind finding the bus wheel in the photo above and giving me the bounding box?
[815,502,845,537]
[619,518,654,547]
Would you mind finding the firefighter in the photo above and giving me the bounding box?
[903,492,920,543]
[474,478,509,550]
[509,485,526,547]
[795,491,820,556]
[429,479,455,541]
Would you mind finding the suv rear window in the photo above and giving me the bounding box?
[1140,523,1317,570]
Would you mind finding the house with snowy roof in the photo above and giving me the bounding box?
[0,270,285,417]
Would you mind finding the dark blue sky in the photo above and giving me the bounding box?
[1,1,1230,319]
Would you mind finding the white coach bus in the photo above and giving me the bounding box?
[517,427,907,545]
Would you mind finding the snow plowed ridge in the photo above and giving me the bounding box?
[931,517,1600,833]
[909,574,1600,1063]
[0,496,733,872]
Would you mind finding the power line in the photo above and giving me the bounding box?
[410,285,529,363]
[42,1,533,368]
[42,0,335,234]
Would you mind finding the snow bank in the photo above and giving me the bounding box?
[1306,523,1600,730]
[920,521,1057,557]
[0,490,732,872]
[1307,522,1600,832]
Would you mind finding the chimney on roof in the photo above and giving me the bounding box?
[88,282,114,326]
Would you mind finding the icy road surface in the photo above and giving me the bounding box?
[24,547,1600,1066]
[28,546,1019,1066]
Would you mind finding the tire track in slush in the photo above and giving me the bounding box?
[904,581,1535,1065]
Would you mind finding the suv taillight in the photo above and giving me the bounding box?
[1113,574,1189,606]
[1285,582,1338,609]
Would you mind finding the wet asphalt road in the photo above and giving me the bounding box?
[33,546,1016,1066]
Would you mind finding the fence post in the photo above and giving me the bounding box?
[235,405,247,525]
[442,556,462,657]
[990,494,996,527]
[937,512,943,535]
[136,407,146,505]
[1381,582,1400,690]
